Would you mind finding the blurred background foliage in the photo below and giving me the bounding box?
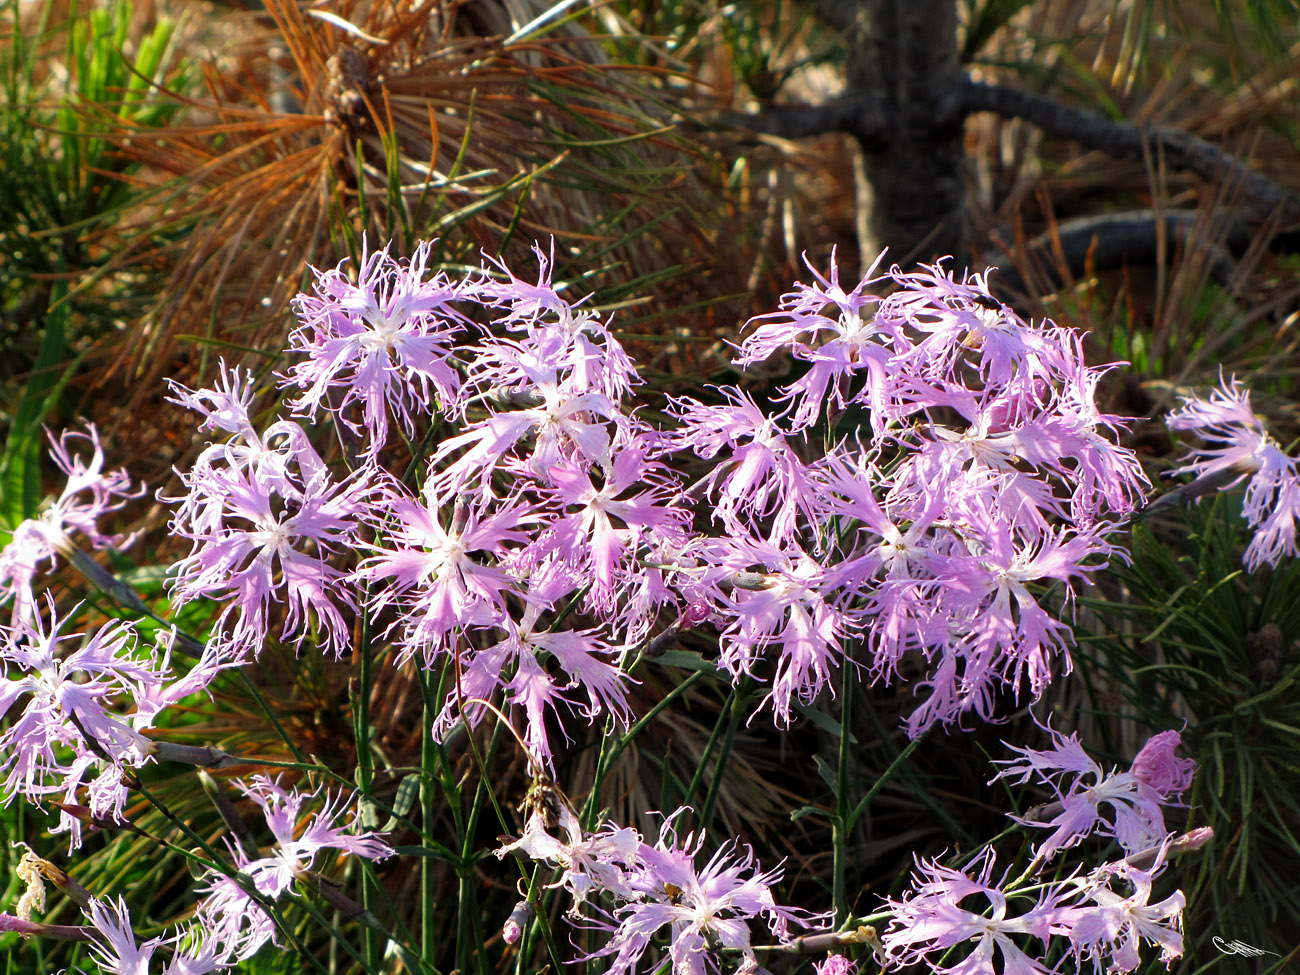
[1,0,1298,972]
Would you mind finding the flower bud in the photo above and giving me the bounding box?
[503,899,532,945]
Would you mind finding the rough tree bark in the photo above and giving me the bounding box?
[818,0,969,268]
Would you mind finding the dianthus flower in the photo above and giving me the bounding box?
[84,895,227,975]
[195,776,392,961]
[0,425,138,624]
[701,533,856,727]
[280,239,474,456]
[479,238,581,326]
[882,842,1189,975]
[194,841,277,962]
[991,726,1195,858]
[814,954,857,975]
[431,600,633,771]
[167,364,329,508]
[931,517,1114,706]
[585,810,816,975]
[425,250,642,501]
[237,775,394,898]
[666,388,821,545]
[1167,376,1300,569]
[167,448,371,660]
[1128,730,1196,798]
[478,241,641,402]
[732,249,897,432]
[496,799,640,911]
[881,847,1074,975]
[428,373,623,499]
[1066,844,1186,974]
[0,600,235,850]
[525,437,690,618]
[356,478,536,663]
[0,602,158,818]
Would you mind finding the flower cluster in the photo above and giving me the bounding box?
[0,238,1213,973]
[154,243,1153,756]
[0,245,1158,849]
[665,256,1146,733]
[883,844,1187,975]
[882,730,1197,975]
[498,796,817,975]
[157,241,693,768]
[1167,375,1300,569]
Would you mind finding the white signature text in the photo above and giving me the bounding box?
[1213,936,1281,958]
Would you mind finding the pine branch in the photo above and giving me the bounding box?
[960,79,1300,227]
[698,96,884,141]
[985,210,1249,298]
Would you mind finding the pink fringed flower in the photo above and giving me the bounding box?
[1129,730,1196,799]
[0,425,138,624]
[882,847,1073,975]
[992,726,1196,858]
[166,439,372,661]
[585,810,818,975]
[281,238,474,457]
[1168,376,1300,569]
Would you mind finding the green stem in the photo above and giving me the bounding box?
[682,684,738,811]
[582,668,710,828]
[847,737,921,828]
[461,715,509,975]
[355,603,377,969]
[235,668,309,764]
[698,679,752,832]
[516,860,566,975]
[832,659,854,923]
[420,661,450,966]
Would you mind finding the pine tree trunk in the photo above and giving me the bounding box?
[827,0,967,266]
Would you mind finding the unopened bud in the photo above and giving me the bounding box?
[1172,826,1214,852]
[645,603,714,658]
[682,602,711,625]
[730,571,773,591]
[1148,466,1249,512]
[152,741,241,769]
[450,497,470,535]
[644,624,682,658]
[503,899,532,945]
[51,803,159,848]
[0,912,93,941]
[1115,827,1216,873]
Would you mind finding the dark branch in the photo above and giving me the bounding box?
[960,78,1300,227]
[985,209,1253,298]
[702,95,884,142]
